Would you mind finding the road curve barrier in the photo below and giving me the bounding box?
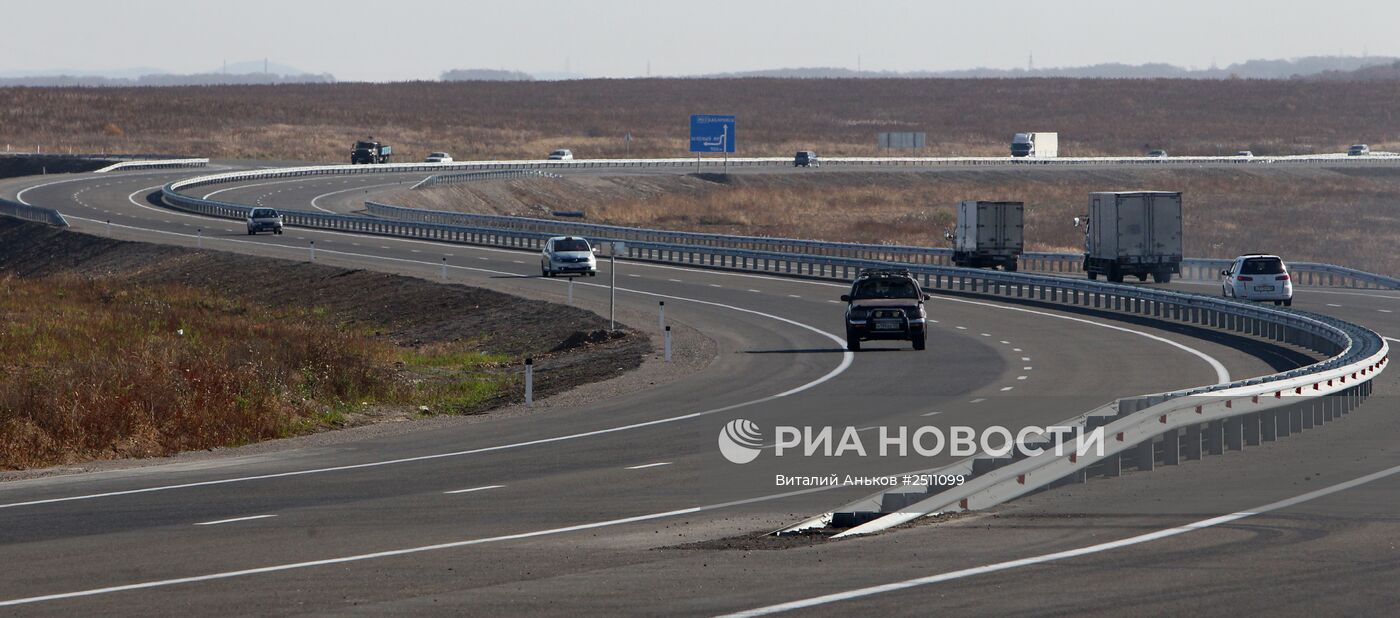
[0,198,68,227]
[361,200,1399,290]
[161,157,1399,291]
[159,160,1390,537]
[93,158,209,173]
[410,169,562,190]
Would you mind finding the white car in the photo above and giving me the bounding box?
[1348,144,1370,156]
[1221,254,1293,306]
[424,152,453,163]
[547,149,574,160]
[541,236,597,277]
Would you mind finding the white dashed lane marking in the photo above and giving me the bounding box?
[443,485,504,495]
[625,462,672,470]
[194,514,276,527]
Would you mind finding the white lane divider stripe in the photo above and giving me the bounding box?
[930,297,1230,385]
[0,485,845,607]
[625,462,672,470]
[194,514,276,526]
[719,462,1400,617]
[444,485,504,495]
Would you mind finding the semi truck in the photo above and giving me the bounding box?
[1010,132,1058,157]
[947,200,1024,271]
[351,138,392,164]
[1079,191,1182,283]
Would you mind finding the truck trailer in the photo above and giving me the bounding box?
[1080,191,1182,283]
[949,200,1023,271]
[1010,132,1058,157]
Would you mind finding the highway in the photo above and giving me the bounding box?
[0,162,1395,615]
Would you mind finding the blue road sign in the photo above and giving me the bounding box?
[689,114,736,153]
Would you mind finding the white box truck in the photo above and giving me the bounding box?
[1011,132,1058,157]
[1080,191,1183,283]
[949,201,1024,271]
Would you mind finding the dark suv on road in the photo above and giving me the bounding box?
[841,269,930,351]
[793,151,819,167]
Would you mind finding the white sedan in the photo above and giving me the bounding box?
[547,149,574,160]
[424,152,453,163]
[1221,254,1293,306]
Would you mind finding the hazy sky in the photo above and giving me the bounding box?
[2,0,1395,80]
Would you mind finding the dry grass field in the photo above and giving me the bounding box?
[385,166,1400,275]
[2,78,1398,162]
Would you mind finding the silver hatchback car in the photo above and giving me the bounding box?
[246,207,284,235]
[541,236,597,277]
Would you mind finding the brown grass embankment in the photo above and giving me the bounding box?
[2,78,1398,162]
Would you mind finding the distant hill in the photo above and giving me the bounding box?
[0,61,334,87]
[1304,61,1400,81]
[441,69,533,82]
[700,56,1400,80]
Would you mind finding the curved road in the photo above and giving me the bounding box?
[0,162,1394,615]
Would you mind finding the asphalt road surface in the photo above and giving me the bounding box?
[0,162,1394,616]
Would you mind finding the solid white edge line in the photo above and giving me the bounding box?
[309,181,414,213]
[719,462,1400,617]
[193,514,276,526]
[930,296,1231,384]
[0,215,852,510]
[0,485,845,607]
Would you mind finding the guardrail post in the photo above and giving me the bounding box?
[1162,429,1181,465]
[1185,423,1203,460]
[1206,420,1225,455]
[1261,410,1278,441]
[1135,437,1155,471]
[1244,412,1261,445]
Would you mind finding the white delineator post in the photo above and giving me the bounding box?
[568,277,574,304]
[197,229,202,249]
[664,326,672,363]
[441,256,447,283]
[524,357,534,408]
[309,240,315,262]
[659,301,665,330]
[106,220,112,237]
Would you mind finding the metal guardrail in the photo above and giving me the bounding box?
[163,177,1383,389]
[161,163,1389,534]
[93,158,209,173]
[0,198,69,227]
[363,201,1399,290]
[411,169,561,190]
